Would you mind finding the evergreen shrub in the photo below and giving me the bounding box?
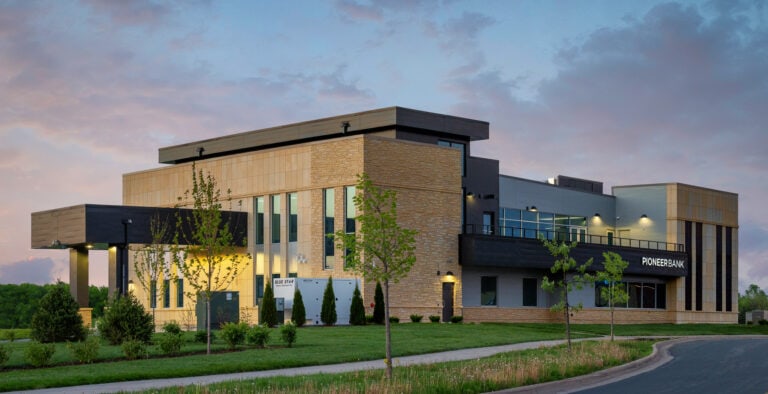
[98,294,154,345]
[373,282,385,324]
[321,277,337,326]
[30,282,85,343]
[349,284,366,325]
[260,282,278,327]
[291,288,306,327]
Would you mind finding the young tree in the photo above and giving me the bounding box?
[321,276,337,326]
[133,213,173,324]
[373,281,385,324]
[172,163,249,354]
[332,173,418,379]
[291,288,306,327]
[739,284,768,323]
[540,238,593,350]
[596,251,629,341]
[260,281,278,327]
[350,283,366,325]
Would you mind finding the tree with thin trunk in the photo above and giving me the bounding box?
[332,173,418,379]
[540,238,593,350]
[172,163,248,355]
[596,251,629,341]
[133,213,173,324]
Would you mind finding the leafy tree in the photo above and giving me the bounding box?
[332,173,418,379]
[98,293,154,345]
[739,284,768,323]
[260,281,278,327]
[88,285,109,321]
[0,283,48,328]
[172,163,249,354]
[596,251,629,341]
[321,276,337,326]
[540,238,593,350]
[350,283,366,325]
[30,281,85,343]
[373,281,385,325]
[291,288,306,327]
[133,213,173,324]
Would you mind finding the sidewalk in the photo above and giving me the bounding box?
[10,336,701,394]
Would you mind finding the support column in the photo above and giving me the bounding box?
[69,247,89,307]
[108,246,117,299]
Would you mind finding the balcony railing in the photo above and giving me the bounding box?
[463,224,685,253]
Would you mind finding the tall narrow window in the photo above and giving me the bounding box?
[271,195,281,244]
[523,278,537,306]
[255,197,264,245]
[288,192,298,242]
[482,212,494,235]
[150,280,157,309]
[163,279,170,308]
[344,186,356,268]
[480,276,497,306]
[176,278,184,308]
[255,275,264,300]
[324,188,335,270]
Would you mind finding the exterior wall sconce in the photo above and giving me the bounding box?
[526,206,538,212]
[466,192,474,197]
[594,213,601,218]
[127,280,135,294]
[640,214,648,219]
[446,271,454,276]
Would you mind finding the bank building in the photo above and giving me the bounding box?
[31,107,738,327]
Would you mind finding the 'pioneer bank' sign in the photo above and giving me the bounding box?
[642,257,685,269]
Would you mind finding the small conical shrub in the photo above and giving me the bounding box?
[291,288,306,327]
[373,281,385,325]
[261,282,278,327]
[349,283,366,325]
[321,276,337,326]
[31,281,85,343]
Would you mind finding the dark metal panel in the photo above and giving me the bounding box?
[460,234,688,277]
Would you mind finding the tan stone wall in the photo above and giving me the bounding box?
[122,134,461,325]
[464,307,675,324]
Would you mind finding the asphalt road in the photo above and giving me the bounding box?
[577,337,768,394]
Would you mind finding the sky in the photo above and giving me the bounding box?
[0,0,766,292]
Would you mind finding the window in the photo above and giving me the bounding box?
[255,275,264,300]
[522,278,537,306]
[150,280,157,309]
[482,212,494,235]
[271,195,281,243]
[324,188,335,270]
[288,193,298,242]
[480,276,497,306]
[345,186,356,234]
[176,278,184,308]
[288,272,298,278]
[438,140,466,176]
[163,279,170,308]
[595,281,665,309]
[255,197,264,245]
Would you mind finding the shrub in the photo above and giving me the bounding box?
[291,288,307,327]
[24,341,56,367]
[163,321,182,335]
[194,330,214,343]
[429,315,440,323]
[450,315,464,324]
[759,319,768,326]
[321,276,337,326]
[389,316,400,323]
[221,322,249,350]
[365,314,374,324]
[280,322,297,348]
[410,314,423,323]
[260,282,278,328]
[68,336,100,364]
[349,284,366,326]
[0,344,11,368]
[122,339,148,360]
[4,330,17,342]
[98,294,154,345]
[31,281,86,343]
[157,332,184,355]
[247,324,271,348]
[373,282,385,324]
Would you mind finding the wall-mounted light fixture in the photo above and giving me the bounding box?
[525,206,538,212]
[197,147,204,157]
[446,271,454,276]
[640,214,648,219]
[594,213,601,218]
[127,280,135,294]
[341,121,351,133]
[466,191,474,198]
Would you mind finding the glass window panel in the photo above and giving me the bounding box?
[288,193,298,242]
[345,186,356,233]
[176,279,184,308]
[628,283,642,308]
[570,216,587,227]
[657,283,667,309]
[255,197,264,245]
[642,283,656,308]
[522,210,538,222]
[271,195,281,243]
[163,279,170,308]
[480,276,497,306]
[324,188,335,269]
[554,214,569,227]
[522,278,537,306]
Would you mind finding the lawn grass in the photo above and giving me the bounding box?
[0,322,765,392]
[144,340,655,394]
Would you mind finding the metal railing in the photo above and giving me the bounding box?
[463,224,685,253]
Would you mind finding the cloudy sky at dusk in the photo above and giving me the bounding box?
[1,0,766,291]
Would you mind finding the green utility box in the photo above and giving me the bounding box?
[196,291,240,329]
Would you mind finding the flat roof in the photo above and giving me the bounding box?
[159,106,490,164]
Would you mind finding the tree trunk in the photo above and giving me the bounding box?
[206,298,211,355]
[563,272,571,350]
[609,281,615,341]
[384,279,392,380]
